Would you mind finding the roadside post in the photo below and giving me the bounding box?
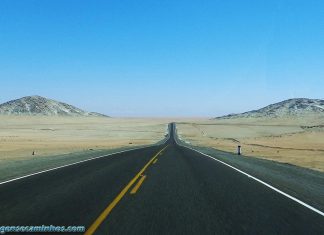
[237,145,241,155]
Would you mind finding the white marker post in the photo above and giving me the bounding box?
[237,145,241,155]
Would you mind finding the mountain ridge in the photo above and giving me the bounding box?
[0,95,109,117]
[215,98,324,119]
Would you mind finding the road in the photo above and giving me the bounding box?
[0,123,323,234]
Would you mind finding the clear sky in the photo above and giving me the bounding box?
[0,0,323,117]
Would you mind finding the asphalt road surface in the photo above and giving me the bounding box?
[0,123,323,234]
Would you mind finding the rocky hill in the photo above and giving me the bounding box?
[0,95,108,117]
[215,98,324,119]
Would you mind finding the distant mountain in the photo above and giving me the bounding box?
[0,95,109,117]
[215,98,324,119]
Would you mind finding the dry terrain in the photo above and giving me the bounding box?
[0,116,170,161]
[1,114,323,179]
[176,116,324,172]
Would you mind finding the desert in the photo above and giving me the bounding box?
[0,116,170,161]
[177,114,324,172]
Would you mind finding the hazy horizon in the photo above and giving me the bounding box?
[1,1,323,117]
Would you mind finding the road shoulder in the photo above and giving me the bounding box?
[177,140,324,212]
[0,143,165,184]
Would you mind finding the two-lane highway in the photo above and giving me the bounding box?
[1,123,323,234]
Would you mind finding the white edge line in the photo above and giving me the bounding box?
[175,138,324,217]
[0,135,170,186]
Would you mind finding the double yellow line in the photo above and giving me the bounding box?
[85,145,168,235]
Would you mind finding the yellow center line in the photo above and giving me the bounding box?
[84,145,168,235]
[153,159,158,164]
[130,175,147,194]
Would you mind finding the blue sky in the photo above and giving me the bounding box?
[0,0,323,117]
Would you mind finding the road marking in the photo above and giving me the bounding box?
[178,142,324,217]
[153,159,158,164]
[0,135,170,186]
[130,175,147,194]
[85,145,168,235]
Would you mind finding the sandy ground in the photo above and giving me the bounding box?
[0,116,171,161]
[1,115,323,177]
[176,116,324,172]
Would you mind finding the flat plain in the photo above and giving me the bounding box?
[0,116,171,161]
[1,115,323,179]
[176,116,324,172]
